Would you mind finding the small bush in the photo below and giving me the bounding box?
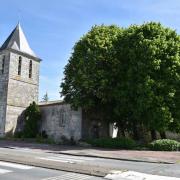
[14,131,24,138]
[24,102,41,138]
[86,137,137,149]
[149,139,180,151]
[36,134,55,144]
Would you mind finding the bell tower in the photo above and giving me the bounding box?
[0,23,41,136]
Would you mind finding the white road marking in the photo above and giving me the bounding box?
[1,147,40,153]
[37,157,80,163]
[0,161,34,170]
[105,170,180,180]
[45,156,84,162]
[42,173,91,180]
[54,155,96,161]
[58,155,95,161]
[36,155,95,164]
[0,168,12,174]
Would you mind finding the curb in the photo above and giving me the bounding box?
[0,155,113,177]
[2,145,175,164]
[48,151,175,165]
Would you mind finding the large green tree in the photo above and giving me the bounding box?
[115,22,180,138]
[61,25,122,122]
[61,23,180,140]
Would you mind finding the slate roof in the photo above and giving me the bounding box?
[1,23,37,57]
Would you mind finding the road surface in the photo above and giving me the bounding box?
[0,146,179,179]
[0,161,104,180]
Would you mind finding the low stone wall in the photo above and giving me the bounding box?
[39,101,82,142]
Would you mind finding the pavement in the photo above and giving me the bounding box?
[0,139,179,164]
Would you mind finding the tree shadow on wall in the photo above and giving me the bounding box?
[13,110,26,137]
[5,111,25,138]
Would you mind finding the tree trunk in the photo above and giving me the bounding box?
[151,130,157,140]
[160,131,166,139]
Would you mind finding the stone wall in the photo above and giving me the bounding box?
[39,102,82,142]
[7,52,39,106]
[5,105,25,134]
[7,79,38,107]
[0,50,10,136]
[8,52,39,86]
[5,51,40,135]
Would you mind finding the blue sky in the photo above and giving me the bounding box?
[0,0,180,101]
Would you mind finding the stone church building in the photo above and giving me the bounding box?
[0,24,109,141]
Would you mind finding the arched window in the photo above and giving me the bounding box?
[29,60,32,78]
[59,109,66,127]
[18,56,22,75]
[1,55,5,74]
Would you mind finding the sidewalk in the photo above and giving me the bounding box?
[0,139,179,164]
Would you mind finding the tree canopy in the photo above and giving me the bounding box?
[61,22,180,139]
[61,25,122,120]
[115,22,180,138]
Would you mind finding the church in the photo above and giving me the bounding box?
[0,23,110,141]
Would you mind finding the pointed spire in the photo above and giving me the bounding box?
[1,23,37,57]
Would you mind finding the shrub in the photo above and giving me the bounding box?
[149,139,180,151]
[86,137,137,149]
[14,131,24,138]
[23,102,41,138]
[36,134,55,144]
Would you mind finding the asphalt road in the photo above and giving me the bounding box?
[0,161,104,180]
[0,146,179,179]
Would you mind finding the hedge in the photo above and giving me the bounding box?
[149,139,180,151]
[87,137,137,149]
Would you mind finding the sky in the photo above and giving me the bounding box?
[0,0,180,101]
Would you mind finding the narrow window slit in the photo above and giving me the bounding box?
[29,60,32,78]
[1,55,5,74]
[18,56,22,75]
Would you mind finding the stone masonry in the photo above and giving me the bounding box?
[5,51,40,134]
[0,50,9,136]
[39,101,82,142]
[0,23,41,136]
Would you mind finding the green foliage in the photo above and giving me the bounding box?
[61,25,122,121]
[149,139,180,151]
[36,134,55,144]
[115,22,180,134]
[87,137,137,149]
[23,102,41,138]
[61,22,180,138]
[14,131,24,138]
